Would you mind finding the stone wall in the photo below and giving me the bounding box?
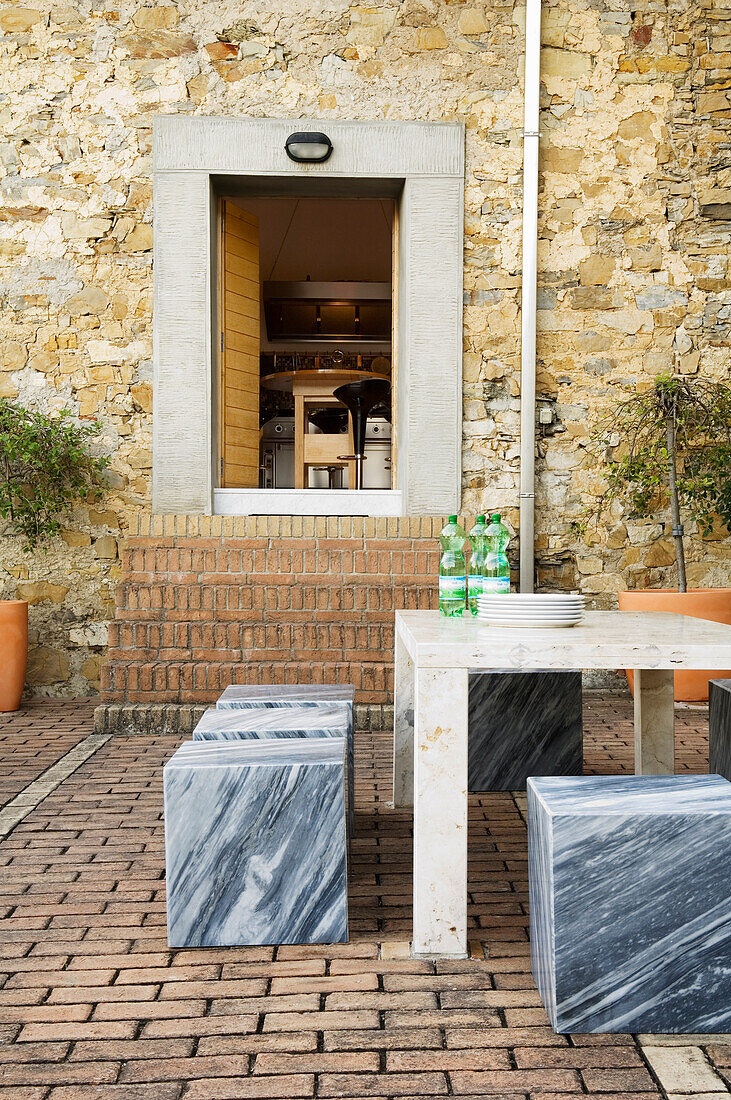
[0,0,728,696]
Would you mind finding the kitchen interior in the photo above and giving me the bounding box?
[220,194,395,491]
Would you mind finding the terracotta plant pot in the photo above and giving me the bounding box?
[618,588,731,703]
[0,600,28,712]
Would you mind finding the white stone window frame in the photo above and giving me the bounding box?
[152,116,464,516]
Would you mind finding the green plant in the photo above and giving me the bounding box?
[0,400,109,551]
[592,374,731,592]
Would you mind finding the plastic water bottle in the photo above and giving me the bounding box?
[438,515,467,617]
[467,515,487,615]
[483,513,511,594]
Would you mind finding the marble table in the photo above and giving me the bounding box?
[392,609,731,957]
[469,671,582,790]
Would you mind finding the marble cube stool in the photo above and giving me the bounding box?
[710,679,731,781]
[469,670,582,791]
[217,684,355,710]
[528,774,731,1034]
[194,703,354,835]
[164,737,348,948]
[215,685,355,834]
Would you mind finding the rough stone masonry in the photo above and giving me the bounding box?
[0,0,728,698]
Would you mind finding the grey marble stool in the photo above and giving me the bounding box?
[469,670,582,791]
[164,737,348,948]
[216,685,355,834]
[709,679,731,781]
[528,774,731,1033]
[195,702,354,836]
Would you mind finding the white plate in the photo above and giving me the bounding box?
[477,607,584,616]
[477,600,585,608]
[477,616,584,624]
[477,608,584,617]
[476,607,584,615]
[476,592,583,601]
[477,598,584,607]
[477,601,584,609]
[476,617,583,629]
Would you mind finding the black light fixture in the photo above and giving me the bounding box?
[285,131,333,164]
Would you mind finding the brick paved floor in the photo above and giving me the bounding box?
[0,693,728,1099]
[0,700,96,810]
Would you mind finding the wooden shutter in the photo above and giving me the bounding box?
[219,200,260,488]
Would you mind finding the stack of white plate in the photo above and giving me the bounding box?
[475,592,585,629]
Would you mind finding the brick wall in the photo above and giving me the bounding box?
[102,515,446,706]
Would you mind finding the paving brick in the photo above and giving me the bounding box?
[69,1038,194,1061]
[381,972,493,991]
[0,1062,120,1086]
[580,1068,660,1091]
[0,1088,49,1100]
[329,959,431,975]
[514,1046,645,1068]
[640,1045,727,1094]
[115,964,219,983]
[269,973,378,995]
[450,1068,582,1092]
[6,969,116,988]
[388,1049,512,1071]
[197,1033,318,1056]
[140,1015,258,1039]
[92,998,207,1020]
[324,992,438,1010]
[119,1054,249,1082]
[445,1026,566,1048]
[324,1028,443,1051]
[277,943,377,960]
[262,1010,380,1032]
[185,1076,314,1099]
[3,1005,93,1024]
[255,1052,380,1074]
[48,983,159,1004]
[48,1088,182,1100]
[221,960,325,979]
[385,1009,501,1029]
[0,1040,70,1063]
[707,1044,731,1065]
[318,1072,448,1096]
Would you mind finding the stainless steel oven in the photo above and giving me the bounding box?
[260,416,392,490]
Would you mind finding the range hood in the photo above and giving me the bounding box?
[263,280,391,343]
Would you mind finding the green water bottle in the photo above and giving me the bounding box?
[483,513,511,594]
[438,515,467,617]
[467,515,487,615]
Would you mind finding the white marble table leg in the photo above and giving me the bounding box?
[413,665,469,957]
[634,668,675,775]
[392,628,415,808]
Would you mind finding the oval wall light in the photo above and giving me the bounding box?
[285,131,333,163]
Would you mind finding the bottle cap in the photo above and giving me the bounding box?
[491,513,500,522]
[476,514,485,522]
[448,515,458,523]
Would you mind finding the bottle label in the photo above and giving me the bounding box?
[468,575,483,597]
[439,576,466,600]
[482,576,510,594]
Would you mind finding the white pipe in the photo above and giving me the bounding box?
[518,0,542,593]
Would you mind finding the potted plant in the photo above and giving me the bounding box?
[591,373,731,701]
[0,400,108,711]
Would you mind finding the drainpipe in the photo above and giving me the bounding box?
[518,0,542,593]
